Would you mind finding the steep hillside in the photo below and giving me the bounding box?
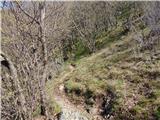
[46,30,160,120]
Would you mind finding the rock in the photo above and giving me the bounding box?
[58,108,89,120]
[59,84,64,91]
[90,107,98,115]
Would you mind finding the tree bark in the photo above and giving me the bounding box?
[38,1,49,117]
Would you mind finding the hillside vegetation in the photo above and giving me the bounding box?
[48,28,160,119]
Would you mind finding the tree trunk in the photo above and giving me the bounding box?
[38,1,49,117]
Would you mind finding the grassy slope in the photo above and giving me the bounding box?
[60,31,160,119]
[44,23,160,119]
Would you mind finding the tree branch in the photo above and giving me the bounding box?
[15,1,40,25]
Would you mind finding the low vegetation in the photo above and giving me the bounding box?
[61,30,160,119]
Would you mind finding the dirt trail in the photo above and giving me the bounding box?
[36,47,109,120]
[53,69,93,120]
[87,48,109,61]
[51,47,111,120]
[54,92,91,120]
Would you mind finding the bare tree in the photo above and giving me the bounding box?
[1,1,69,119]
[1,51,28,120]
[70,1,117,53]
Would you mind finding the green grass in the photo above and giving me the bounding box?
[32,99,61,117]
[61,29,160,119]
[96,26,126,49]
[45,21,160,119]
[45,79,62,116]
[66,25,127,62]
[64,80,86,95]
[64,78,109,99]
[48,99,61,114]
